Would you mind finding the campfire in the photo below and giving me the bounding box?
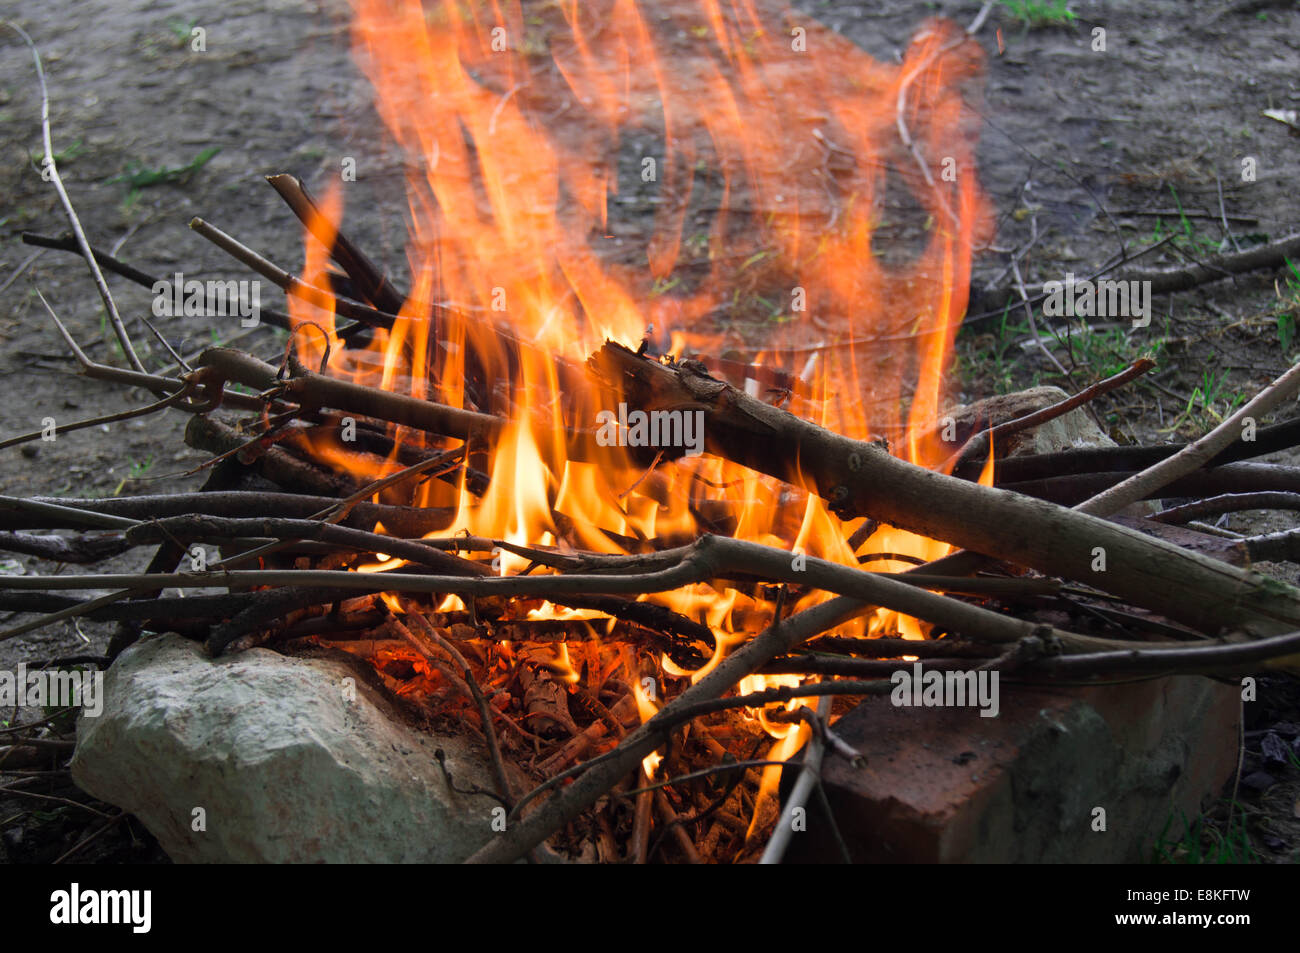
[6,0,1300,864]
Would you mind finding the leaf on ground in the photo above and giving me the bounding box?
[108,146,222,190]
[1262,108,1300,133]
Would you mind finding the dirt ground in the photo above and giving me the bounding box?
[1,0,1298,863]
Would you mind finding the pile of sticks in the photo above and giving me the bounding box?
[9,162,1300,862]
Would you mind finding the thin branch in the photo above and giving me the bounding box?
[0,784,111,818]
[1002,461,1300,506]
[205,447,467,572]
[0,492,452,537]
[124,515,484,576]
[196,347,503,443]
[653,789,701,863]
[0,587,148,643]
[468,595,876,863]
[139,314,191,372]
[0,536,1104,657]
[394,611,513,806]
[1152,492,1300,524]
[189,217,409,330]
[966,1,997,35]
[1032,627,1300,676]
[0,248,43,295]
[5,23,143,371]
[52,811,125,864]
[1077,358,1300,517]
[265,174,407,314]
[33,288,264,414]
[20,230,339,337]
[990,415,1300,483]
[1011,257,1072,382]
[1111,231,1300,296]
[760,696,830,864]
[809,634,999,658]
[0,384,197,452]
[1214,170,1243,254]
[965,234,1177,329]
[0,496,140,530]
[0,530,130,564]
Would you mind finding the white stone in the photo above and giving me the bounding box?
[72,633,500,863]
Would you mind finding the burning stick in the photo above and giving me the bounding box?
[194,347,502,444]
[589,342,1300,639]
[536,695,637,776]
[758,697,831,865]
[654,790,701,864]
[185,416,361,499]
[12,1,1300,865]
[395,611,515,806]
[466,596,872,863]
[264,174,408,317]
[0,536,1111,650]
[630,777,654,863]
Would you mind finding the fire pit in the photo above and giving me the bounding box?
[4,0,1300,865]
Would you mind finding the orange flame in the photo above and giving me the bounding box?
[290,0,992,804]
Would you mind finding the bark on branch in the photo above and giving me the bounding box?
[588,342,1300,638]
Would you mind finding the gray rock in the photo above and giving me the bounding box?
[72,633,500,863]
[945,386,1116,457]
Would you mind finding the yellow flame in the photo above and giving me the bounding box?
[305,2,994,791]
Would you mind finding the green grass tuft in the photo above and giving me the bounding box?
[1000,0,1077,28]
[1151,803,1262,864]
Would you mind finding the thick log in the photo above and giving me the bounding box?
[588,342,1300,637]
